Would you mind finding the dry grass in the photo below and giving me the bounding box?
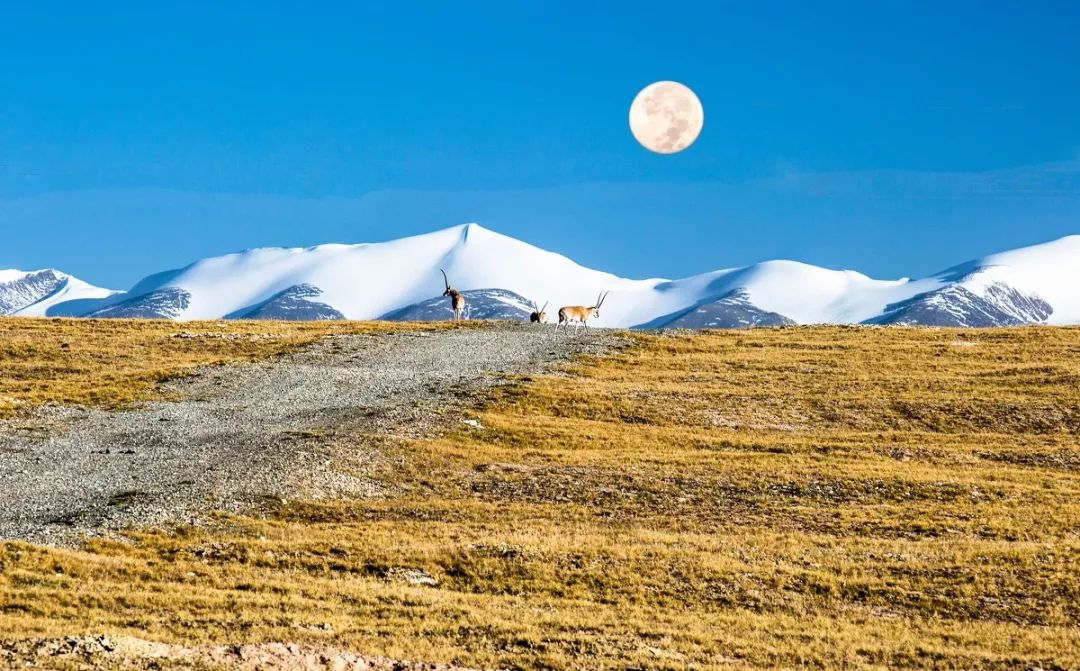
[0,318,455,418]
[2,324,1079,669]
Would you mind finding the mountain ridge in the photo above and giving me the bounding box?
[2,224,1078,328]
[0,269,117,317]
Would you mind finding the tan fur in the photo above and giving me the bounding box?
[557,292,608,334]
[441,269,466,321]
[529,300,549,325]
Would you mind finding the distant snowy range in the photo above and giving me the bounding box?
[2,223,1079,328]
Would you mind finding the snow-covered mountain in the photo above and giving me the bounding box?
[4,224,1079,328]
[384,289,535,322]
[0,269,117,317]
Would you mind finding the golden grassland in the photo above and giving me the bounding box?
[2,321,1079,669]
[0,317,459,418]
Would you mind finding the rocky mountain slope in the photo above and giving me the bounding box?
[0,269,116,317]
[5,225,1078,327]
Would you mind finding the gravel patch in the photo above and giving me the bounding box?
[0,635,487,670]
[0,324,624,545]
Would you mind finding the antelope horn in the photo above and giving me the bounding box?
[598,291,609,308]
[540,301,548,314]
[440,269,450,290]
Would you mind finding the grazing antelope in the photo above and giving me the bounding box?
[557,292,608,335]
[529,300,549,325]
[441,269,465,321]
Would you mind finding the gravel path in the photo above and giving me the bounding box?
[2,635,486,670]
[0,325,623,545]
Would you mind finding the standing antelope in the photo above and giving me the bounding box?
[557,292,608,335]
[529,300,549,325]
[441,269,465,321]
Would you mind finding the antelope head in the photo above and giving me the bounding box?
[592,291,609,319]
[441,269,456,297]
[530,300,549,324]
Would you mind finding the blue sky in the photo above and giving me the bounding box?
[2,1,1079,288]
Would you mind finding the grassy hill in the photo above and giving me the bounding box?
[1,320,1078,669]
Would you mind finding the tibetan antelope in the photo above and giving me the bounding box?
[441,269,465,321]
[529,300,549,325]
[557,292,608,335]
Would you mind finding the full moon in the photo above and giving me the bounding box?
[629,81,704,154]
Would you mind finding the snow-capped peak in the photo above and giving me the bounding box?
[953,235,1080,324]
[0,269,118,317]
[3,227,1078,328]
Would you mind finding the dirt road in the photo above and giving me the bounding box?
[0,325,622,544]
